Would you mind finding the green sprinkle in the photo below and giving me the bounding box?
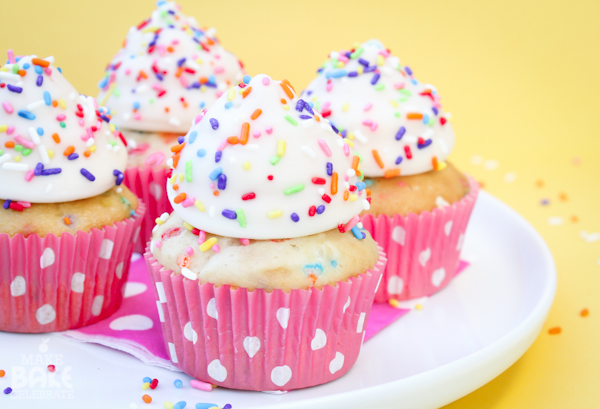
[398,97,408,103]
[149,98,155,104]
[270,155,280,165]
[350,47,364,59]
[14,145,23,152]
[394,112,401,118]
[374,84,385,91]
[284,115,297,126]
[112,89,120,97]
[284,184,305,195]
[428,117,435,126]
[12,65,19,74]
[315,101,322,112]
[185,160,192,182]
[0,150,4,156]
[121,196,131,206]
[22,148,32,156]
[59,122,66,128]
[109,140,117,146]
[399,89,412,96]
[236,209,246,228]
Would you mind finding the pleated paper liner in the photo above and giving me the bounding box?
[0,201,145,333]
[361,176,479,303]
[145,246,387,391]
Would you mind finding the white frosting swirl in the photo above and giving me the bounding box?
[98,1,244,134]
[303,39,455,177]
[166,74,369,239]
[0,54,127,203]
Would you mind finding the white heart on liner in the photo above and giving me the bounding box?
[40,248,55,269]
[10,276,26,297]
[36,304,56,325]
[343,297,351,314]
[99,239,114,260]
[419,248,431,267]
[270,365,292,387]
[123,282,147,298]
[168,342,178,363]
[276,308,290,329]
[356,312,366,333]
[243,336,261,358]
[109,314,153,331]
[207,359,227,382]
[207,298,218,319]
[329,352,345,375]
[149,182,163,200]
[70,273,85,293]
[183,321,198,344]
[387,276,403,295]
[456,234,465,251]
[444,221,453,236]
[391,226,406,245]
[115,262,124,279]
[431,268,446,287]
[580,231,600,243]
[156,301,165,323]
[155,283,167,303]
[91,295,104,316]
[311,329,327,351]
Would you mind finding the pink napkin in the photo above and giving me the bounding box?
[61,257,469,371]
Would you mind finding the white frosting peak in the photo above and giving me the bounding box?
[98,1,244,134]
[166,74,369,239]
[0,54,127,203]
[303,39,455,177]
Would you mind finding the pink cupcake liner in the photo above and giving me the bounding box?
[361,176,479,303]
[124,166,172,253]
[144,246,387,391]
[0,201,146,333]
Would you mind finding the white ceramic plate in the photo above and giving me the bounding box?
[0,191,556,409]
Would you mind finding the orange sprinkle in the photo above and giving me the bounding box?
[5,141,15,148]
[164,107,170,113]
[372,150,384,169]
[581,308,589,317]
[314,115,320,122]
[571,215,579,223]
[172,184,179,191]
[280,81,294,99]
[351,155,360,171]
[213,191,219,196]
[227,136,239,145]
[63,217,71,225]
[242,86,252,99]
[407,112,423,120]
[173,193,186,204]
[282,79,296,92]
[199,76,208,84]
[52,100,58,107]
[177,255,191,268]
[84,150,91,157]
[32,58,50,67]
[139,70,148,79]
[365,189,371,197]
[175,67,184,78]
[172,152,180,168]
[52,133,60,143]
[343,190,349,201]
[142,394,152,404]
[167,46,175,53]
[309,274,317,285]
[384,169,401,178]
[280,98,287,104]
[171,142,185,153]
[240,122,249,145]
[548,326,562,335]
[250,109,262,120]
[331,172,338,195]
[432,156,439,170]
[356,169,361,177]
[63,146,75,156]
[18,70,26,77]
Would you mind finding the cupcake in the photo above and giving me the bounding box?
[303,39,479,303]
[98,1,245,252]
[145,74,386,391]
[0,53,145,332]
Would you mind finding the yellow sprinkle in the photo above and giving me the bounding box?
[357,66,364,75]
[199,237,217,252]
[349,194,358,202]
[311,96,317,102]
[344,138,354,148]
[90,145,97,152]
[142,382,150,390]
[58,99,66,109]
[277,140,286,157]
[169,173,177,184]
[347,132,355,140]
[200,85,206,92]
[267,210,283,219]
[238,89,245,95]
[0,67,7,72]
[48,150,54,158]
[178,173,184,182]
[101,198,112,207]
[342,103,349,112]
[389,99,399,108]
[99,83,115,106]
[183,221,193,231]
[389,299,400,308]
[282,105,290,111]
[227,89,235,101]
[155,218,164,225]
[438,161,448,170]
[336,61,345,69]
[196,58,203,65]
[377,55,385,66]
[242,161,251,170]
[14,156,21,162]
[415,303,423,310]
[0,125,7,132]
[194,200,205,212]
[109,124,116,132]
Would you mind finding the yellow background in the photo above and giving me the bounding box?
[1,0,599,407]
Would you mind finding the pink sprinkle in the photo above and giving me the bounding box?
[198,231,206,244]
[338,55,349,63]
[343,143,350,156]
[317,139,332,157]
[145,152,166,169]
[362,119,372,126]
[240,238,250,246]
[262,76,270,85]
[322,101,331,110]
[217,140,228,151]
[194,114,202,124]
[212,244,220,253]
[17,201,31,208]
[7,50,15,64]
[14,135,35,149]
[393,82,405,90]
[134,113,142,121]
[326,82,333,92]
[6,126,14,135]
[363,103,372,111]
[265,127,273,135]
[155,240,163,248]
[253,131,261,138]
[397,181,406,187]
[78,119,85,127]
[214,54,221,60]
[151,84,164,91]
[56,114,66,121]
[190,379,213,392]
[370,122,378,131]
[213,66,225,74]
[125,68,131,75]
[345,215,360,231]
[210,183,215,189]
[158,44,166,56]
[44,68,52,76]
[179,76,188,88]
[86,127,94,139]
[2,102,13,114]
[181,197,195,208]
[215,91,223,98]
[344,174,349,181]
[173,39,180,45]
[25,170,34,182]
[186,247,194,256]
[80,133,89,142]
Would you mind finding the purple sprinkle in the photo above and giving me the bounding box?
[405,66,413,76]
[291,213,299,222]
[417,139,433,149]
[155,72,164,81]
[113,169,124,185]
[3,200,11,209]
[348,71,358,77]
[432,107,439,116]
[4,387,12,394]
[395,126,406,140]
[326,162,333,176]
[36,75,43,86]
[178,136,185,144]
[223,405,232,409]
[295,99,305,112]
[331,124,339,134]
[358,58,369,67]
[67,153,79,160]
[299,115,311,120]
[361,232,366,239]
[364,66,377,73]
[217,174,227,190]
[7,84,22,93]
[316,205,325,214]
[177,57,186,67]
[222,209,237,219]
[371,73,381,85]
[204,82,217,88]
[341,129,347,137]
[304,103,314,115]
[306,90,313,96]
[344,51,352,58]
[215,151,222,163]
[80,168,95,181]
[41,168,62,176]
[395,156,403,165]
[34,162,43,176]
[209,118,219,130]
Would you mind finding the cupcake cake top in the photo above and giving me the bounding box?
[98,1,245,134]
[303,39,455,178]
[0,52,127,203]
[166,74,370,240]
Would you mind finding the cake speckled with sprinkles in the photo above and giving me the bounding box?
[145,74,386,390]
[304,39,479,302]
[0,52,145,333]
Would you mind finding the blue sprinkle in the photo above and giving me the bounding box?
[57,67,62,73]
[209,167,223,180]
[208,75,216,84]
[405,66,413,76]
[222,209,236,219]
[243,75,251,84]
[371,73,381,85]
[224,101,233,109]
[303,263,323,276]
[143,377,152,384]
[174,402,187,409]
[395,156,403,165]
[7,84,22,93]
[331,260,338,267]
[22,63,30,69]
[418,139,433,149]
[411,78,418,85]
[209,118,219,130]
[326,162,333,176]
[80,168,95,181]
[395,126,406,141]
[34,65,43,74]
[199,102,206,108]
[364,179,375,186]
[189,131,197,144]
[329,69,347,78]
[316,205,325,214]
[215,151,222,163]
[351,226,365,240]
[67,153,79,160]
[217,173,227,190]
[36,127,44,136]
[291,213,299,222]
[174,379,183,388]
[178,136,185,144]
[18,110,35,120]
[36,75,43,86]
[356,182,366,191]
[133,101,141,109]
[197,149,206,157]
[195,404,219,409]
[423,114,429,124]
[98,77,108,89]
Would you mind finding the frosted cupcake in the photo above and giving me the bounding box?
[0,52,144,332]
[145,74,386,391]
[98,1,244,252]
[303,40,479,302]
